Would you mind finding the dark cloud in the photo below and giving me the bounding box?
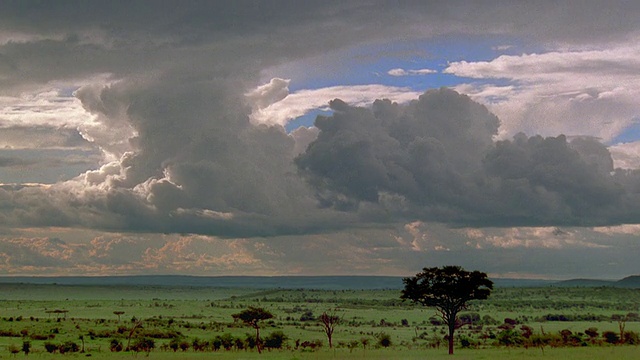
[296,88,499,211]
[0,1,640,240]
[297,89,640,228]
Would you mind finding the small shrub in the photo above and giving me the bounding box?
[624,331,639,345]
[264,331,287,349]
[377,332,392,348]
[603,331,619,344]
[8,344,20,356]
[44,342,58,354]
[22,341,31,355]
[59,341,79,354]
[109,339,123,352]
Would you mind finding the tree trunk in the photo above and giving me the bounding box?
[256,327,261,354]
[328,333,332,349]
[448,320,455,354]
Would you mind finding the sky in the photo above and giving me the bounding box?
[0,1,640,279]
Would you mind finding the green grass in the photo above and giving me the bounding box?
[0,284,638,358]
[2,347,638,359]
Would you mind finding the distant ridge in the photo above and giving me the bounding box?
[0,275,637,289]
[554,278,615,287]
[617,275,640,287]
[0,275,404,290]
[555,275,640,288]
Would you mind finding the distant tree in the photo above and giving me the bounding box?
[232,307,273,354]
[113,311,125,322]
[612,314,629,344]
[125,319,143,351]
[401,265,493,355]
[318,309,341,348]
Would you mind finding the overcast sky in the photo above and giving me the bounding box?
[1,1,639,279]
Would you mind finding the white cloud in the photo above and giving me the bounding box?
[387,68,437,76]
[0,88,90,128]
[249,82,421,127]
[492,45,513,51]
[461,227,609,249]
[592,224,640,236]
[445,44,640,144]
[608,141,640,169]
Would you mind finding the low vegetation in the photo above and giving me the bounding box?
[0,282,638,358]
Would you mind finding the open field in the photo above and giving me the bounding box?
[0,283,638,358]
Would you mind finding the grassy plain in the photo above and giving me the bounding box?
[0,283,638,358]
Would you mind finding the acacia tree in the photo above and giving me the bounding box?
[232,307,273,354]
[319,309,341,348]
[113,311,125,322]
[401,265,493,355]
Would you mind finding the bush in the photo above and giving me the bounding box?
[109,338,123,352]
[624,331,639,345]
[245,333,257,349]
[264,331,287,349]
[603,331,619,344]
[168,338,180,352]
[22,341,31,355]
[8,344,20,356]
[179,340,190,351]
[481,315,499,326]
[192,337,209,351]
[459,335,473,348]
[300,339,323,351]
[29,333,49,340]
[377,332,392,348]
[131,337,155,354]
[300,311,315,321]
[214,333,236,351]
[459,313,480,325]
[59,341,79,354]
[497,329,523,347]
[585,327,599,339]
[44,342,58,353]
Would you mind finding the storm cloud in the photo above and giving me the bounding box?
[297,88,640,227]
[1,1,640,277]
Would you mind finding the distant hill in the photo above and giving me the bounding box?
[0,275,404,290]
[555,275,640,288]
[617,275,640,287]
[554,278,616,287]
[0,275,637,289]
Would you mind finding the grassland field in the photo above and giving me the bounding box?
[0,283,638,359]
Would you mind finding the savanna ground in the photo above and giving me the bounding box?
[0,283,638,359]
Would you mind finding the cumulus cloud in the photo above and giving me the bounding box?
[296,88,640,227]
